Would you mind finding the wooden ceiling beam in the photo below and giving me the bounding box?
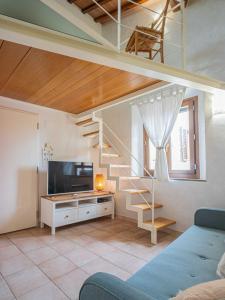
[67,0,79,3]
[82,0,112,14]
[95,0,149,23]
[170,0,189,12]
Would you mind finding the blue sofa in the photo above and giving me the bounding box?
[79,208,225,300]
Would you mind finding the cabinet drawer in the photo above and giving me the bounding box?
[55,208,78,227]
[78,205,96,221]
[97,202,113,216]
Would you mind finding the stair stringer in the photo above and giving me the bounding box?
[76,114,175,245]
[125,191,158,244]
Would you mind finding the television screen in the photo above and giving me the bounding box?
[48,161,93,195]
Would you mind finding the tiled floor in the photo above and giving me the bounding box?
[0,217,179,300]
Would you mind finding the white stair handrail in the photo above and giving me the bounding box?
[103,120,154,179]
[103,132,153,196]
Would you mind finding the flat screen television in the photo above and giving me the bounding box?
[48,161,93,195]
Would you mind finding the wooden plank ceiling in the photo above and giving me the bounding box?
[67,0,189,24]
[68,0,150,24]
[0,40,160,114]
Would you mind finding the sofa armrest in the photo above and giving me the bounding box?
[195,208,225,230]
[79,272,155,300]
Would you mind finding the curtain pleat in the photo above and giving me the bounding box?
[135,85,186,181]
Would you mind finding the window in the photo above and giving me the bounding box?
[143,96,199,179]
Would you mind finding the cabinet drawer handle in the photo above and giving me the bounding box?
[86,211,90,214]
[64,215,69,219]
[104,208,108,210]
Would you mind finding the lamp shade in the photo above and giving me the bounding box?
[95,174,105,191]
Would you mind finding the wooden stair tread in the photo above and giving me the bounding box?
[123,189,149,194]
[76,118,97,127]
[83,130,99,137]
[144,217,176,229]
[102,153,120,158]
[130,203,162,210]
[93,143,111,149]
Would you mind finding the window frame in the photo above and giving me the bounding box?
[143,96,200,180]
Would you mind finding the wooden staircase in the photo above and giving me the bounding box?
[76,115,176,244]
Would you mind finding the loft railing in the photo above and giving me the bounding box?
[90,0,186,68]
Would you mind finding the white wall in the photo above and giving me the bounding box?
[102,0,225,82]
[0,96,93,212]
[102,103,132,166]
[102,90,225,232]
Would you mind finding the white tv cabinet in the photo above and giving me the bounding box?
[40,191,114,235]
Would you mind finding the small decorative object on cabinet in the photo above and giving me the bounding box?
[42,143,53,161]
[95,174,105,191]
[40,191,114,235]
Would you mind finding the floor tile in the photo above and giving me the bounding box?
[26,246,58,265]
[0,245,21,262]
[0,274,15,300]
[64,245,98,267]
[54,268,89,300]
[17,282,68,300]
[5,266,49,298]
[39,256,76,280]
[112,229,146,241]
[87,241,116,256]
[57,228,75,237]
[0,253,33,276]
[106,236,131,248]
[68,233,96,246]
[40,235,66,245]
[69,223,95,234]
[0,218,177,300]
[114,241,155,261]
[50,240,77,255]
[81,257,130,280]
[89,218,121,229]
[101,248,146,274]
[12,237,45,253]
[101,223,132,233]
[87,229,111,240]
[0,238,13,249]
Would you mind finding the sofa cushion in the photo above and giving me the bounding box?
[217,252,225,278]
[128,225,225,300]
[171,279,225,300]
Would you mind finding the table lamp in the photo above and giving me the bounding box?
[95,174,105,191]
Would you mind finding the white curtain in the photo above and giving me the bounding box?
[135,85,186,181]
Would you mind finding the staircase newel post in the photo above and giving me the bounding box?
[181,0,186,69]
[151,178,155,226]
[99,118,103,158]
[117,0,121,51]
[92,112,103,164]
[151,178,157,244]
